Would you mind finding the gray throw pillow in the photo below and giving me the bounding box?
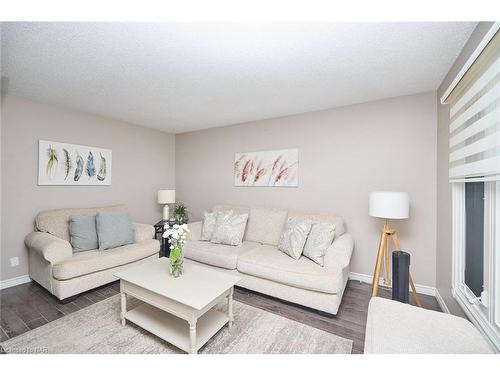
[303,223,336,266]
[69,215,98,252]
[278,217,313,259]
[96,212,135,250]
[200,212,216,241]
[210,211,248,246]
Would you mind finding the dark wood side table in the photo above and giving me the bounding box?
[154,219,183,257]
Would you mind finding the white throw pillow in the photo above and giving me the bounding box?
[303,223,336,266]
[210,211,249,246]
[200,212,216,241]
[277,217,313,259]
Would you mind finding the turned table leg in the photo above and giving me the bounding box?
[189,320,197,354]
[228,287,234,328]
[120,292,127,326]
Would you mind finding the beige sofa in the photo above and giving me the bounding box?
[184,205,354,315]
[24,205,159,300]
[364,297,493,353]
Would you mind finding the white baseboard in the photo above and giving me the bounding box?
[434,289,450,314]
[0,275,31,290]
[349,272,436,297]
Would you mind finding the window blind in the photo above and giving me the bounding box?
[446,31,500,182]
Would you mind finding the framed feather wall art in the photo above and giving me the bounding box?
[38,140,112,186]
[234,148,298,187]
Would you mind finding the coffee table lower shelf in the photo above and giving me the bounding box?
[125,303,229,353]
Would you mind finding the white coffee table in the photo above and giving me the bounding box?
[114,258,241,354]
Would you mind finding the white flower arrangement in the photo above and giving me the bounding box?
[162,223,190,249]
[163,223,190,268]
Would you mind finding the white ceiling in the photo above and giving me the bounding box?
[1,22,476,133]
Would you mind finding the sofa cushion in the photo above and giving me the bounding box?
[245,207,288,246]
[211,211,248,246]
[52,239,159,280]
[237,245,343,294]
[287,211,346,237]
[183,240,260,270]
[133,223,155,243]
[200,212,216,241]
[69,215,98,252]
[36,205,128,241]
[303,222,336,266]
[277,217,313,259]
[96,212,135,250]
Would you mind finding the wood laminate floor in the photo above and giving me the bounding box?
[0,279,440,354]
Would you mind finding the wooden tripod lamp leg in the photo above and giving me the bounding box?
[409,274,422,307]
[384,233,390,285]
[391,232,422,307]
[372,232,384,289]
[372,232,387,297]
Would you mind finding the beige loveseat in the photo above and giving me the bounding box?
[184,205,354,315]
[24,205,159,300]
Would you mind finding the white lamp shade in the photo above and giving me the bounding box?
[369,191,409,219]
[157,190,176,204]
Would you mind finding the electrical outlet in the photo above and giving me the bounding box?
[10,257,19,267]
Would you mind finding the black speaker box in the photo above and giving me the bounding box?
[392,251,410,303]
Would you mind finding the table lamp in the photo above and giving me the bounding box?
[369,191,421,307]
[158,190,176,220]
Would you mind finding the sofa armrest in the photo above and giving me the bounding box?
[24,232,73,264]
[134,222,155,243]
[324,233,354,269]
[187,221,202,241]
[364,297,493,353]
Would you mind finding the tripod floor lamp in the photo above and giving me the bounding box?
[369,191,421,307]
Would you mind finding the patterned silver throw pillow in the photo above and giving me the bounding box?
[303,222,336,266]
[200,212,216,241]
[278,217,313,259]
[210,211,249,246]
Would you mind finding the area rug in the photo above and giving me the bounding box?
[1,295,352,354]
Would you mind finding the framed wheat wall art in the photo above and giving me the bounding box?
[38,140,112,186]
[234,148,298,187]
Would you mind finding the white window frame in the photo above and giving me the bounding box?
[452,181,499,351]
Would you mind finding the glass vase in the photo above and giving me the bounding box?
[170,257,184,278]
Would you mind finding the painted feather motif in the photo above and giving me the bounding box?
[274,161,298,185]
[274,167,290,184]
[253,160,267,183]
[241,160,254,183]
[234,155,246,178]
[97,153,106,181]
[74,152,84,181]
[62,148,72,180]
[271,155,283,177]
[46,146,58,179]
[86,152,96,178]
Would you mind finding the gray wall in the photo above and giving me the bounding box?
[176,92,438,287]
[1,95,175,281]
[436,22,495,317]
